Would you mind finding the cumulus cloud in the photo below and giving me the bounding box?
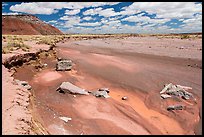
[97,8,120,17]
[5,2,202,34]
[83,7,103,16]
[9,2,120,15]
[83,16,93,21]
[123,2,202,19]
[47,20,57,23]
[10,2,59,15]
[2,12,20,15]
[78,22,102,27]
[122,14,170,25]
[65,9,80,15]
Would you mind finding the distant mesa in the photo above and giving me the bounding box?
[2,14,63,35]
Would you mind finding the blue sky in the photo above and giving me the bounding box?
[2,2,202,34]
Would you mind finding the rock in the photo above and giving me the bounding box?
[24,85,32,90]
[14,79,32,90]
[167,105,184,111]
[57,57,62,61]
[57,82,89,95]
[160,94,171,99]
[43,63,48,67]
[56,59,72,71]
[176,85,192,90]
[59,117,72,123]
[20,81,29,86]
[179,46,184,49]
[91,90,110,98]
[160,83,173,94]
[122,96,128,100]
[98,88,109,93]
[161,83,194,100]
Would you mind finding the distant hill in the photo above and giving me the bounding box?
[2,15,63,35]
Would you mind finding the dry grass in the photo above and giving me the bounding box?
[36,35,66,46]
[2,38,30,54]
[2,33,202,53]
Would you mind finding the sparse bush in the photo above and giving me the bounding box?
[36,37,56,46]
[2,39,30,53]
[36,35,66,46]
[181,35,190,39]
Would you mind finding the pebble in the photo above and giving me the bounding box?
[122,96,128,100]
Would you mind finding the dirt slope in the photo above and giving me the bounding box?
[2,15,63,35]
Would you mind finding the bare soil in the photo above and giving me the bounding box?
[3,36,202,135]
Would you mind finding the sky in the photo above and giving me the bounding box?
[2,2,202,34]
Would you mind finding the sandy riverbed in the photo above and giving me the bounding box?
[3,36,202,135]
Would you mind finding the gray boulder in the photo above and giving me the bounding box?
[167,105,184,111]
[57,82,89,95]
[91,90,110,98]
[98,88,109,93]
[56,59,72,71]
[160,94,171,99]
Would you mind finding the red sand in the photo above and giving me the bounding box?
[2,41,51,135]
[5,36,202,135]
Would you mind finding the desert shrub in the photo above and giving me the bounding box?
[3,39,30,53]
[181,35,190,39]
[36,35,66,46]
[36,37,56,46]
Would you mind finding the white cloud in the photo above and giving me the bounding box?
[64,2,120,10]
[2,12,20,15]
[10,2,59,15]
[65,9,80,15]
[83,7,103,16]
[9,2,120,15]
[61,16,81,28]
[98,8,119,17]
[122,14,170,25]
[78,22,102,27]
[83,16,93,21]
[124,2,202,19]
[6,2,202,34]
[47,20,57,23]
[83,6,138,17]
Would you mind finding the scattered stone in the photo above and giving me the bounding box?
[160,83,194,100]
[91,90,110,98]
[176,85,192,90]
[179,46,184,49]
[160,83,173,94]
[122,96,128,100]
[23,85,32,90]
[43,63,48,67]
[59,117,72,123]
[14,79,32,90]
[167,105,185,111]
[57,82,89,95]
[98,88,110,93]
[56,59,72,71]
[73,95,76,97]
[57,57,62,61]
[160,94,171,99]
